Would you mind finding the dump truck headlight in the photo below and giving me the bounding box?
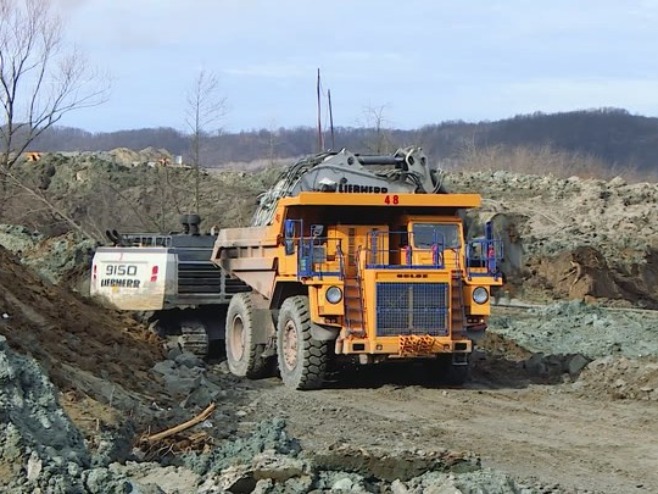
[325,286,343,304]
[472,287,489,304]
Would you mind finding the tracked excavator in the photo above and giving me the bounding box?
[212,146,504,389]
[89,214,251,355]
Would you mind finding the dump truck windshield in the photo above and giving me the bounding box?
[412,223,461,249]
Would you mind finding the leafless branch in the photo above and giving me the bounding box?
[0,0,110,219]
[360,103,394,153]
[185,69,226,213]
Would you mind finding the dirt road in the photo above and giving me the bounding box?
[243,369,657,494]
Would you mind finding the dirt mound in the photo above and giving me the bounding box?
[22,232,97,286]
[0,224,97,288]
[445,171,658,261]
[529,246,618,301]
[105,147,141,164]
[521,245,658,307]
[574,355,658,401]
[103,147,171,166]
[5,153,279,242]
[444,171,658,306]
[0,246,166,423]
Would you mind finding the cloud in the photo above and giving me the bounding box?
[223,63,315,79]
[331,51,404,62]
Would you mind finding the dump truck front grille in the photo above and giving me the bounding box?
[375,282,449,336]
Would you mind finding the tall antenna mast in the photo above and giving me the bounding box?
[316,68,324,152]
[328,88,336,149]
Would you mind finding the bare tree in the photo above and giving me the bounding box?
[361,103,394,153]
[185,69,226,214]
[0,0,109,221]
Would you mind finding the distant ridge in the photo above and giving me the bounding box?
[29,108,658,171]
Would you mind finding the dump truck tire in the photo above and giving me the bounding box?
[277,295,328,390]
[430,355,469,386]
[225,293,269,379]
[445,364,469,385]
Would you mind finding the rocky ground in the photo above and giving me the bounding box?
[1,152,658,492]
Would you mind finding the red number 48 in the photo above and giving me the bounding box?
[384,195,399,205]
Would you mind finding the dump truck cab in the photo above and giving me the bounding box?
[212,187,503,390]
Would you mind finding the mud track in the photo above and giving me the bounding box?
[241,365,658,493]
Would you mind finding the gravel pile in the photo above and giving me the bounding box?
[191,442,591,494]
[183,418,301,477]
[0,335,155,493]
[489,301,658,359]
[177,420,595,494]
[573,355,658,401]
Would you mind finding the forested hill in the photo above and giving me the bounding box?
[32,108,658,170]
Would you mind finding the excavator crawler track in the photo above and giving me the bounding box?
[177,320,209,357]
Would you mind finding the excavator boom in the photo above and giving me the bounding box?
[251,146,445,227]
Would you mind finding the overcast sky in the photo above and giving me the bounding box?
[55,0,658,133]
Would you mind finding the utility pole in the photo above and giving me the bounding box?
[328,89,336,149]
[316,68,324,152]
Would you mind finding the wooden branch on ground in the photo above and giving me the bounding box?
[141,402,216,444]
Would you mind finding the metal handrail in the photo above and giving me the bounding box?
[466,238,504,280]
[336,243,346,281]
[295,236,342,279]
[365,230,460,270]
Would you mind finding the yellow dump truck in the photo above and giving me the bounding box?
[211,147,503,390]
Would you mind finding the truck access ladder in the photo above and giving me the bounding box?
[344,247,366,337]
[450,270,469,365]
[450,270,467,334]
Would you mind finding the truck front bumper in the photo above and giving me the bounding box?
[335,335,472,357]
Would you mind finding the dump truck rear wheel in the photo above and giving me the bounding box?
[276,295,328,390]
[225,293,269,379]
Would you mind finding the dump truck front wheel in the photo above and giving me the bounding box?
[277,295,328,390]
[225,293,270,379]
[430,355,470,385]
